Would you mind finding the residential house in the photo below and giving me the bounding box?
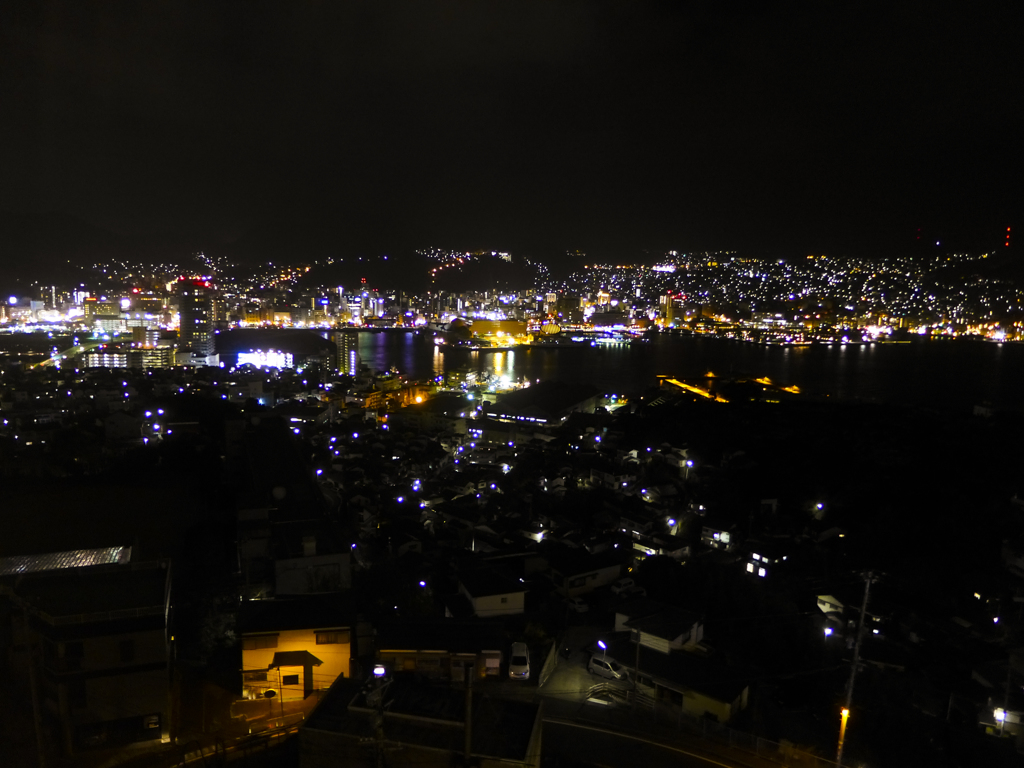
[446,569,525,619]
[375,621,505,682]
[9,560,172,753]
[701,525,735,552]
[744,540,790,578]
[545,548,623,598]
[239,594,354,701]
[614,598,704,652]
[602,632,748,724]
[237,510,351,600]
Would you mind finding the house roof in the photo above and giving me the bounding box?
[544,547,623,578]
[624,606,703,642]
[488,380,600,422]
[0,545,131,577]
[271,650,323,668]
[603,634,748,704]
[15,561,167,617]
[459,569,524,598]
[377,621,505,653]
[239,593,354,634]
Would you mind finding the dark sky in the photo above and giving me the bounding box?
[1,0,1021,264]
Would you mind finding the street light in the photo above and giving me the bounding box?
[597,640,607,661]
[837,708,850,765]
[995,707,1006,736]
[824,627,833,637]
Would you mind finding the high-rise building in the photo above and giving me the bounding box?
[334,330,359,377]
[176,279,214,356]
[660,293,676,326]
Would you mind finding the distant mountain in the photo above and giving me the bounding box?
[0,209,127,284]
[0,209,218,289]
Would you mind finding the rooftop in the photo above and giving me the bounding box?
[0,545,130,577]
[305,673,540,762]
[15,561,168,623]
[239,593,354,635]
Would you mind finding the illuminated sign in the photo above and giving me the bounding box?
[238,350,294,368]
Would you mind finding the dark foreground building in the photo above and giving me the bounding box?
[300,673,543,768]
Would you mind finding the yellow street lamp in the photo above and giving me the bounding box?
[836,708,850,765]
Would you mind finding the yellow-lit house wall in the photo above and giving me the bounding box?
[242,628,350,701]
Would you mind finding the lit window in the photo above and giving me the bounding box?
[242,635,279,650]
[758,568,766,577]
[746,562,754,573]
[316,630,350,645]
[752,553,761,561]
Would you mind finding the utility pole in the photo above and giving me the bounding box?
[367,665,390,768]
[463,667,473,766]
[633,629,642,705]
[837,571,874,767]
[23,603,46,768]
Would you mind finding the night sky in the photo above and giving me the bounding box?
[1,1,1021,265]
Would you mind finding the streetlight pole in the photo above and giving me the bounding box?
[372,665,389,768]
[279,668,285,722]
[837,571,874,767]
[837,708,849,761]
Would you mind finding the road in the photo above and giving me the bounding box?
[543,721,748,768]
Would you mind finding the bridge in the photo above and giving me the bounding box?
[31,341,108,369]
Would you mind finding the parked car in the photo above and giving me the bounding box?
[565,596,589,613]
[610,578,636,595]
[619,585,647,599]
[509,642,531,680]
[588,655,630,681]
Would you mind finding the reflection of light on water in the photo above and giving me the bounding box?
[493,351,517,382]
[432,346,444,376]
[492,351,511,377]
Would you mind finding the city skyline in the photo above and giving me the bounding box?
[5,6,1024,765]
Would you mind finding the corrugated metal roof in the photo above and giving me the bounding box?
[0,546,130,577]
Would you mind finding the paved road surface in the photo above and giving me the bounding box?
[543,721,748,768]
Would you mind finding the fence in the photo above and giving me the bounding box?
[632,694,845,768]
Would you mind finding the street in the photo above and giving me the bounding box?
[543,721,744,768]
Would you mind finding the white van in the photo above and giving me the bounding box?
[588,655,629,681]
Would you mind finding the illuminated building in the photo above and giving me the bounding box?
[132,327,161,347]
[215,328,336,369]
[238,349,294,368]
[176,278,214,357]
[334,330,359,377]
[83,297,119,324]
[83,350,128,368]
[81,346,175,369]
[660,293,676,326]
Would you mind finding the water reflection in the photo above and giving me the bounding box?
[353,331,1023,413]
